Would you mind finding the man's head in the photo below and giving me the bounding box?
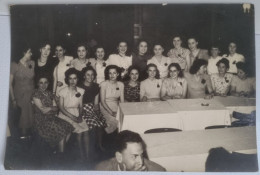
[115,130,146,171]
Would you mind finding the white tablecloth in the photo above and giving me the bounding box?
[141,126,257,172]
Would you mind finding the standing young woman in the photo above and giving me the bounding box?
[185,59,213,99]
[140,64,162,102]
[106,41,132,80]
[100,65,124,134]
[147,44,172,79]
[94,46,107,84]
[160,63,187,100]
[132,40,151,81]
[80,66,107,152]
[10,45,35,137]
[58,68,89,160]
[53,44,73,96]
[71,43,96,71]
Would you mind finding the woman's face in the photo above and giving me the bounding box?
[24,49,32,61]
[96,48,105,60]
[68,74,78,87]
[188,39,198,50]
[109,68,119,81]
[211,47,220,57]
[55,46,65,58]
[147,66,157,78]
[77,46,87,59]
[40,44,51,58]
[153,45,164,56]
[84,70,95,83]
[198,65,207,75]
[169,66,179,79]
[138,41,148,55]
[237,68,247,80]
[118,42,127,55]
[130,69,139,82]
[173,37,182,48]
[38,78,49,91]
[218,63,228,74]
[228,43,237,54]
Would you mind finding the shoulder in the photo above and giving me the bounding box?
[180,77,187,83]
[141,79,148,85]
[236,53,244,58]
[144,158,166,171]
[71,58,78,64]
[117,81,124,88]
[100,80,108,88]
[95,158,118,171]
[184,72,191,79]
[77,87,85,94]
[203,74,211,80]
[58,86,68,97]
[65,56,74,62]
[226,73,233,79]
[231,75,239,84]
[32,89,41,99]
[210,73,218,79]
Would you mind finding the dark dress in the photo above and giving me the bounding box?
[124,81,140,102]
[132,53,151,81]
[35,57,58,91]
[80,83,107,130]
[32,89,73,147]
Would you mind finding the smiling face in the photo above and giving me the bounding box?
[147,66,157,78]
[77,46,87,59]
[173,37,182,48]
[84,70,95,83]
[218,62,228,74]
[188,38,198,50]
[24,49,32,61]
[198,65,207,75]
[153,45,164,56]
[211,47,220,58]
[96,48,105,60]
[55,46,65,59]
[68,74,78,87]
[40,44,51,58]
[138,41,148,55]
[118,42,127,55]
[117,142,144,171]
[38,78,49,91]
[129,69,139,82]
[237,68,247,80]
[228,42,237,55]
[108,68,119,81]
[169,66,179,79]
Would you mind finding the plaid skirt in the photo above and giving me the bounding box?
[82,103,107,130]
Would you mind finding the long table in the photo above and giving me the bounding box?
[117,97,256,133]
[141,126,257,172]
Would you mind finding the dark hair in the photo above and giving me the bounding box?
[216,58,230,69]
[188,37,198,42]
[189,59,208,74]
[39,41,51,50]
[172,35,183,41]
[94,45,106,60]
[236,62,248,74]
[36,75,49,88]
[76,43,89,58]
[136,40,149,54]
[126,65,140,81]
[115,130,145,153]
[146,63,160,79]
[55,43,66,50]
[116,40,131,57]
[153,43,164,49]
[104,65,121,81]
[81,66,97,80]
[64,68,81,85]
[168,63,183,78]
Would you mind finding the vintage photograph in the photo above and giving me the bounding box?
[5,4,257,172]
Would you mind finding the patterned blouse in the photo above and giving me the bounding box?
[210,73,233,95]
[124,81,140,102]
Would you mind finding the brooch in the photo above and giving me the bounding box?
[157,84,160,88]
[86,62,91,67]
[28,64,32,69]
[116,87,119,90]
[201,79,206,84]
[102,62,106,67]
[164,63,168,66]
[179,82,182,86]
[232,61,236,64]
[75,92,81,98]
[66,63,71,67]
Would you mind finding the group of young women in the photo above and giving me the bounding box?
[9,36,256,161]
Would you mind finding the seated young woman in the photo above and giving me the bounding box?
[124,66,141,102]
[140,63,162,102]
[160,63,187,100]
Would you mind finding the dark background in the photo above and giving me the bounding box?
[10,4,255,75]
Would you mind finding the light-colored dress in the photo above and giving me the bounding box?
[140,78,162,100]
[71,58,96,71]
[106,54,132,78]
[223,53,245,73]
[100,80,124,134]
[231,76,255,93]
[161,77,187,98]
[167,48,190,70]
[207,56,222,75]
[54,56,73,96]
[185,73,212,99]
[210,73,233,95]
[57,86,89,133]
[147,56,172,79]
[10,61,35,129]
[95,60,106,84]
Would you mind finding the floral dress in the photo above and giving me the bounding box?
[161,77,187,98]
[210,73,233,95]
[32,89,73,147]
[124,81,140,102]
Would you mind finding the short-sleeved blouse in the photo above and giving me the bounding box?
[210,73,233,94]
[140,78,162,99]
[161,77,187,98]
[124,81,140,102]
